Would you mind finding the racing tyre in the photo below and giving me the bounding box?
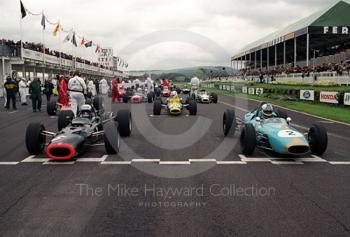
[277,109,288,119]
[308,124,328,156]
[188,100,197,115]
[147,93,153,103]
[25,122,46,155]
[153,100,162,115]
[117,109,132,137]
[47,100,57,116]
[155,88,161,97]
[93,96,104,114]
[211,93,218,104]
[58,110,74,131]
[240,124,256,156]
[103,120,120,154]
[123,95,129,103]
[223,109,236,136]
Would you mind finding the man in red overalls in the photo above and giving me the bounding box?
[112,78,119,103]
[58,76,69,106]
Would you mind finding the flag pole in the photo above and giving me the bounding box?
[19,0,23,59]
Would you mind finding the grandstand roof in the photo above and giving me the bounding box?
[233,0,350,59]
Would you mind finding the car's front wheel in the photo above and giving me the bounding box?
[308,124,328,156]
[240,124,256,156]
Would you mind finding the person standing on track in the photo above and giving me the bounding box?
[19,78,28,105]
[58,76,69,106]
[29,77,42,112]
[190,76,200,98]
[4,76,18,110]
[44,79,54,102]
[68,70,87,117]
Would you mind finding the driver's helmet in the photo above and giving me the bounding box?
[80,104,93,119]
[261,103,274,118]
[170,91,178,98]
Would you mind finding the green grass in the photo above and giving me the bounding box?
[206,88,350,124]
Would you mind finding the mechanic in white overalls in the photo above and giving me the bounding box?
[146,76,154,92]
[68,70,87,117]
[19,78,28,105]
[190,76,200,98]
[99,78,109,95]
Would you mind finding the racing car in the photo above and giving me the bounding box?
[223,102,328,156]
[122,88,155,103]
[196,90,218,104]
[153,97,197,116]
[25,104,132,161]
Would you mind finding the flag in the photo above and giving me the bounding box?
[95,44,101,53]
[80,37,88,45]
[84,41,92,48]
[71,32,77,47]
[52,23,61,36]
[20,0,26,18]
[63,32,71,43]
[41,14,46,30]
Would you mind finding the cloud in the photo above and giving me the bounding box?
[0,0,336,70]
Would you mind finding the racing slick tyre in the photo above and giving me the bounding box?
[155,88,161,97]
[117,109,132,137]
[211,93,218,104]
[25,122,46,155]
[188,100,197,115]
[240,124,256,156]
[103,121,120,154]
[277,109,288,119]
[58,110,74,131]
[153,100,162,115]
[93,96,104,114]
[147,93,154,103]
[308,124,328,156]
[223,109,236,137]
[123,95,129,103]
[47,100,57,116]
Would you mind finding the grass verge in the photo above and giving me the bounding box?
[206,88,350,124]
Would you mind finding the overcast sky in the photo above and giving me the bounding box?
[0,0,337,70]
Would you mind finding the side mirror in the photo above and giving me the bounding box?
[255,117,261,122]
[286,117,292,123]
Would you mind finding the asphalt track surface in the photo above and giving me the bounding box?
[0,94,349,236]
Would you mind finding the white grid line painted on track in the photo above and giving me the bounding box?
[0,155,349,166]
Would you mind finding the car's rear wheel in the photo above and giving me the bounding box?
[277,109,288,119]
[211,93,218,104]
[308,124,328,156]
[240,124,256,155]
[123,95,129,103]
[26,122,46,155]
[188,100,197,115]
[93,96,104,114]
[147,93,153,103]
[117,109,132,137]
[58,110,74,131]
[153,100,162,115]
[223,109,236,136]
[47,100,57,116]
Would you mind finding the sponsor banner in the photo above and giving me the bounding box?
[320,91,338,104]
[344,93,350,106]
[242,86,248,94]
[248,88,255,95]
[255,88,264,95]
[300,90,315,101]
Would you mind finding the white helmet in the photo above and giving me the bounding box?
[170,91,178,98]
[261,103,274,118]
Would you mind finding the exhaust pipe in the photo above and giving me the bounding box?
[47,143,76,160]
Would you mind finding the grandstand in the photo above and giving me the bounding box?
[231,0,350,73]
